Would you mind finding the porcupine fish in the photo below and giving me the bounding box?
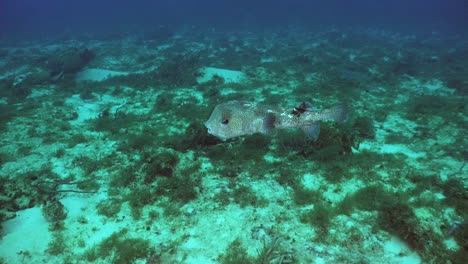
[205,100,348,140]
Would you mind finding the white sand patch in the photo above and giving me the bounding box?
[383,237,421,264]
[0,207,51,262]
[29,88,53,98]
[1,66,30,81]
[68,99,99,125]
[359,141,425,159]
[61,195,103,219]
[300,173,365,204]
[400,77,454,95]
[380,144,426,158]
[269,86,292,95]
[443,238,459,251]
[59,194,122,253]
[263,153,282,163]
[302,173,322,190]
[437,158,467,180]
[0,194,117,263]
[177,205,256,263]
[173,88,205,104]
[261,57,276,63]
[197,67,246,84]
[324,178,365,203]
[65,94,126,126]
[378,113,418,140]
[219,87,237,96]
[1,153,47,178]
[250,179,287,202]
[75,68,128,82]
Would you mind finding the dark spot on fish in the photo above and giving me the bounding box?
[263,113,276,134]
[292,102,309,117]
[221,119,229,125]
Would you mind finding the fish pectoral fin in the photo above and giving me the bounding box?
[302,122,320,141]
[262,128,277,137]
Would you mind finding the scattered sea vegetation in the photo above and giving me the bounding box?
[219,237,295,264]
[0,27,466,263]
[83,229,154,264]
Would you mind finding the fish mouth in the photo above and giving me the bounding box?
[204,124,227,140]
[204,122,214,135]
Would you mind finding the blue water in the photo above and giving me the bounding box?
[1,0,467,36]
[0,1,467,264]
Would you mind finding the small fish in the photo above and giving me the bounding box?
[205,100,348,140]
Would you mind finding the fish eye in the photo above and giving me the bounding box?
[221,119,229,125]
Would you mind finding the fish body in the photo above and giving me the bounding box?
[205,100,348,140]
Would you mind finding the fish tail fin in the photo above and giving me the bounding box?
[323,104,348,122]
